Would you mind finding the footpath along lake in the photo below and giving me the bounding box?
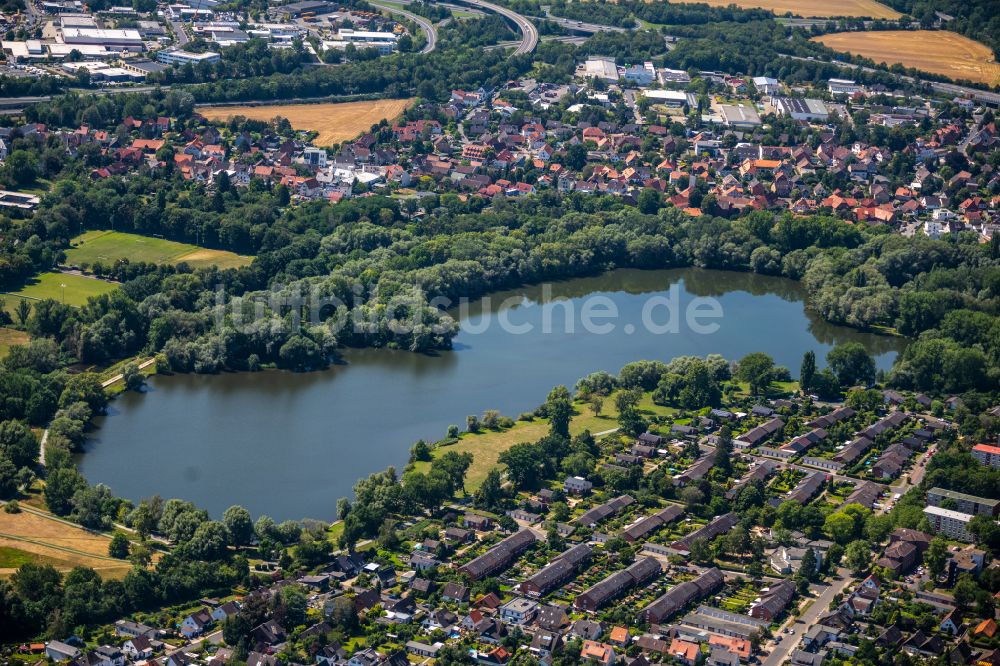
[82,268,907,520]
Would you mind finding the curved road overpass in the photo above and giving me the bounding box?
[452,0,538,54]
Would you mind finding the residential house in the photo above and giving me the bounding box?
[179,609,213,638]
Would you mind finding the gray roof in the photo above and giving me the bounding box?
[642,567,724,623]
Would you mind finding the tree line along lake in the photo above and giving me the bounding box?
[81,268,907,521]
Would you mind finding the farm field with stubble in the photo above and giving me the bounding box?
[814,30,1000,86]
[693,0,900,18]
[198,98,415,146]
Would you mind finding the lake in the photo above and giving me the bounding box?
[83,268,906,520]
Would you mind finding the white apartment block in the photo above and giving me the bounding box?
[923,506,975,542]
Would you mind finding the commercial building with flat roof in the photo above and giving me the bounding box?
[324,30,398,55]
[828,78,861,96]
[643,89,692,108]
[658,68,690,85]
[156,49,221,65]
[119,59,170,77]
[0,191,41,210]
[581,56,619,81]
[718,104,761,128]
[2,39,108,60]
[59,13,97,28]
[774,97,829,122]
[62,61,144,82]
[276,0,334,16]
[60,27,143,50]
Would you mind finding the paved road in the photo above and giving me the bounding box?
[369,0,438,54]
[486,34,586,50]
[101,357,157,389]
[763,568,853,666]
[778,18,876,28]
[163,629,223,656]
[541,12,633,33]
[757,434,935,665]
[452,0,538,54]
[168,17,191,46]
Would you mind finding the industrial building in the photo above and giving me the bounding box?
[580,56,619,81]
[643,90,692,108]
[773,97,829,122]
[324,30,398,55]
[60,27,143,51]
[717,104,762,128]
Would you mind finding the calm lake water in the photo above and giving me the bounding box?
[83,268,906,520]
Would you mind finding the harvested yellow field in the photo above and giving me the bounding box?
[814,30,1000,86]
[0,509,132,578]
[199,98,414,146]
[694,0,899,18]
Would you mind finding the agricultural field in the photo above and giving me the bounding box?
[198,98,415,147]
[694,0,899,18]
[0,509,132,578]
[814,30,1000,86]
[3,272,118,311]
[65,230,253,270]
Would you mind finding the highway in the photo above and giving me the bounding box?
[784,54,1000,106]
[369,0,438,54]
[451,0,538,55]
[541,10,634,34]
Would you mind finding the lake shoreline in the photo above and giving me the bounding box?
[81,267,908,521]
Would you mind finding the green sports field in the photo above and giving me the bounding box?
[65,230,253,270]
[3,272,118,310]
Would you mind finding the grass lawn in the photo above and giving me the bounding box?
[66,230,253,270]
[0,327,30,358]
[0,545,50,569]
[18,178,52,197]
[729,380,800,399]
[4,272,118,311]
[419,389,678,492]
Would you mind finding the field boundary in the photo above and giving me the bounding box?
[199,98,415,147]
[194,92,396,109]
[65,230,253,270]
[814,30,1000,87]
